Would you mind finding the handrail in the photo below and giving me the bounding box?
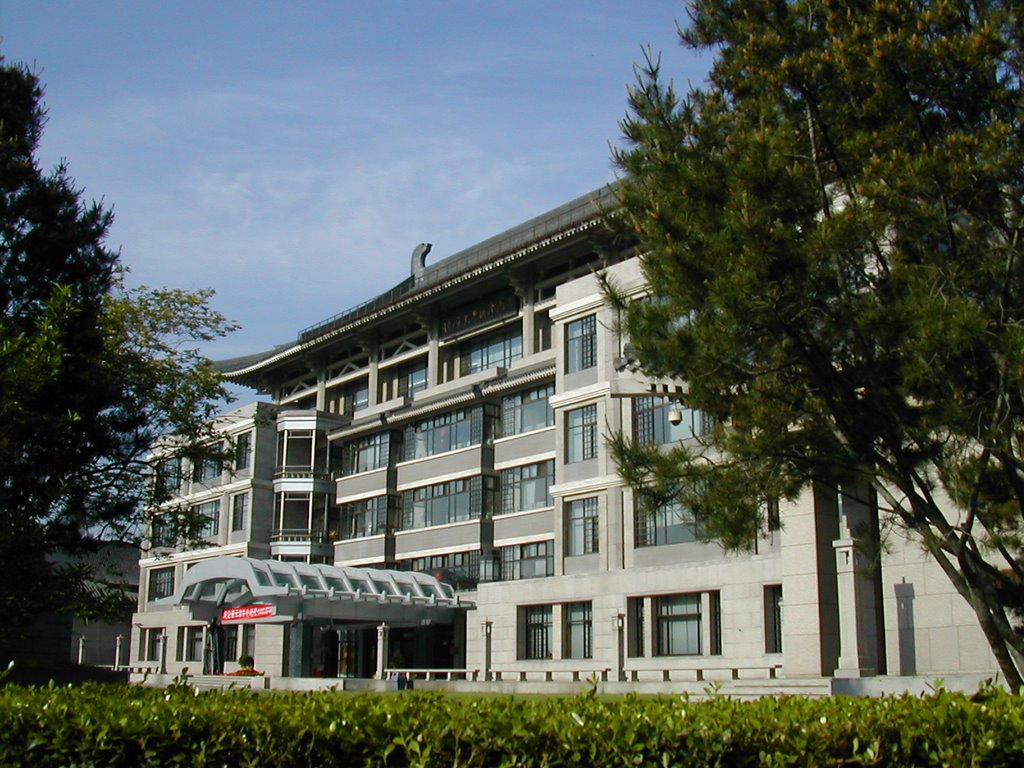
[271,528,333,544]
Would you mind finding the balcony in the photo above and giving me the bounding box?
[271,528,333,544]
[274,465,331,481]
[269,528,334,561]
[273,465,334,494]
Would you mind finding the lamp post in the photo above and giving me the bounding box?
[483,620,493,681]
[613,612,625,682]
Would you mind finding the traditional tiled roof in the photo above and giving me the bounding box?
[216,184,616,379]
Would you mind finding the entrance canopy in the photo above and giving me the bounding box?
[159,556,472,627]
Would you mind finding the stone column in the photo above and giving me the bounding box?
[367,338,379,408]
[833,538,876,677]
[512,275,535,357]
[158,632,168,675]
[375,623,389,679]
[287,621,313,678]
[316,367,327,411]
[417,311,440,388]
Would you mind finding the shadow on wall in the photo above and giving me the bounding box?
[895,580,916,675]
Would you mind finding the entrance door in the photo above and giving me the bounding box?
[320,629,339,678]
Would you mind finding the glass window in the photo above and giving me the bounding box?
[635,497,698,547]
[278,430,314,471]
[566,404,597,463]
[234,431,252,471]
[485,540,555,582]
[149,515,176,548]
[411,480,469,529]
[566,314,597,373]
[155,457,182,497]
[566,497,599,555]
[341,495,393,540]
[406,409,472,460]
[397,550,480,591]
[633,396,710,445]
[501,384,554,436]
[194,500,220,538]
[500,460,554,515]
[655,594,702,656]
[765,584,783,654]
[402,476,497,530]
[231,493,249,532]
[140,628,164,662]
[565,602,593,659]
[343,431,392,475]
[400,359,429,396]
[192,453,222,483]
[404,405,497,460]
[148,566,175,601]
[177,626,204,663]
[522,605,552,660]
[461,328,523,375]
[278,491,313,532]
[347,380,370,413]
[627,597,645,658]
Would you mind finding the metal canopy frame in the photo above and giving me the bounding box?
[159,556,472,626]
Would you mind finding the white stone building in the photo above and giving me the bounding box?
[130,187,1002,693]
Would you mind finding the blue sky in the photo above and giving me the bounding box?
[2,1,709,369]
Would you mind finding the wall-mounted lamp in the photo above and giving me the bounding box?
[667,401,684,426]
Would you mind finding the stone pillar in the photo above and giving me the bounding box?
[158,633,168,675]
[77,636,87,666]
[413,311,438,388]
[367,340,379,408]
[644,597,656,658]
[375,623,389,679]
[316,367,327,411]
[833,538,876,677]
[512,276,535,356]
[287,621,313,678]
[115,634,124,671]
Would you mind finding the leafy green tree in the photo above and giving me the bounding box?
[0,58,235,640]
[607,0,1024,688]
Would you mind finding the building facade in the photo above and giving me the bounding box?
[130,187,1001,689]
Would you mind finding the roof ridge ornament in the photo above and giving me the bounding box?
[411,242,432,281]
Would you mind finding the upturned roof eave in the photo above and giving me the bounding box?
[218,187,615,382]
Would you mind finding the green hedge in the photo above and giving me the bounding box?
[1,681,1022,766]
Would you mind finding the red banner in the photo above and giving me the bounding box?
[221,604,276,622]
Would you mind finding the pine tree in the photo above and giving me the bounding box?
[0,58,234,638]
[608,0,1024,688]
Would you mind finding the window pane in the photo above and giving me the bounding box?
[565,602,592,659]
[502,384,554,437]
[636,498,698,547]
[566,405,596,463]
[235,432,252,470]
[231,493,248,531]
[634,396,710,446]
[566,315,596,373]
[655,594,702,656]
[523,605,552,659]
[566,497,599,556]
